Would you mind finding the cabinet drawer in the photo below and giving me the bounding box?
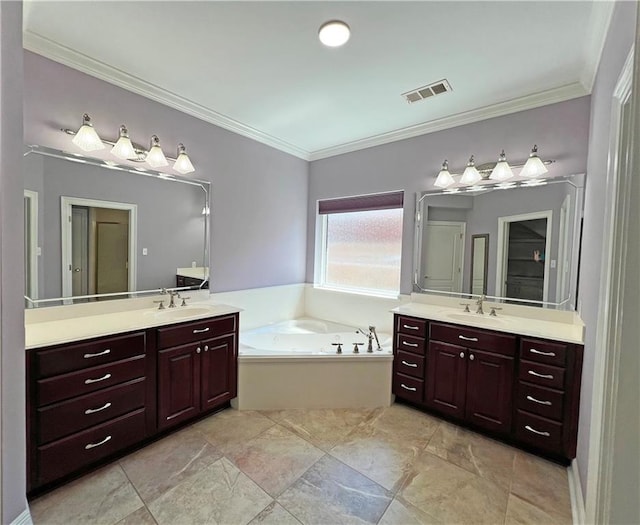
[37,355,146,406]
[519,360,565,390]
[430,322,516,356]
[396,316,427,338]
[35,332,145,378]
[37,408,146,486]
[395,350,425,378]
[515,410,563,454]
[393,373,424,404]
[37,378,146,445]
[520,338,567,367]
[156,314,237,349]
[395,333,425,355]
[517,382,564,422]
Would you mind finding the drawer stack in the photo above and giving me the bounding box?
[392,316,427,404]
[28,332,148,487]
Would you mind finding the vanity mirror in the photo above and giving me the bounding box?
[23,145,210,307]
[414,174,584,309]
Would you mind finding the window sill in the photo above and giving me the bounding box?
[313,284,400,301]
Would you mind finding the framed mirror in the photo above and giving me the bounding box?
[414,174,584,309]
[23,145,210,307]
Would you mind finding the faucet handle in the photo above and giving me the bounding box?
[153,300,165,310]
[331,343,343,354]
[489,307,502,317]
[460,303,471,313]
[181,297,191,307]
[352,342,363,354]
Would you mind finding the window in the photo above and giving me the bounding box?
[316,191,404,296]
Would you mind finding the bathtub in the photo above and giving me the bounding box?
[234,318,394,410]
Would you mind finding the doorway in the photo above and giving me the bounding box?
[24,190,38,302]
[423,221,465,292]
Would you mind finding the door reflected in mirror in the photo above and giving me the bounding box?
[470,234,489,295]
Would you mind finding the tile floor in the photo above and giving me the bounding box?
[29,404,573,525]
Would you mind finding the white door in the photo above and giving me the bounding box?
[423,221,465,292]
[71,206,89,296]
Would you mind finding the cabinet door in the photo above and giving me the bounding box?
[465,349,514,435]
[426,341,467,419]
[201,334,236,412]
[158,343,200,430]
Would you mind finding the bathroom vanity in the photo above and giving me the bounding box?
[25,305,238,494]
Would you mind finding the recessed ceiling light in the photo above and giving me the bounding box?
[318,20,350,47]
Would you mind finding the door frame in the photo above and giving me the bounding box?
[424,220,466,293]
[556,194,571,304]
[495,210,552,302]
[61,197,137,298]
[24,190,38,301]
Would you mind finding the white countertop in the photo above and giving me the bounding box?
[26,300,241,350]
[392,302,584,344]
[176,267,209,280]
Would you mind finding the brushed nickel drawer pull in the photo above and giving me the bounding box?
[83,349,111,359]
[403,324,419,331]
[458,335,478,342]
[525,425,550,437]
[526,395,552,406]
[530,348,556,357]
[528,370,553,380]
[400,383,417,392]
[401,360,418,368]
[193,327,210,334]
[84,373,112,385]
[85,435,112,449]
[84,402,112,415]
[402,341,418,347]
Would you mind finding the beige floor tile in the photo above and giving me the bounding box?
[261,408,374,451]
[30,464,143,525]
[277,455,393,524]
[227,424,324,497]
[426,421,515,490]
[195,408,275,454]
[511,451,572,522]
[505,493,572,525]
[120,425,222,503]
[249,501,302,524]
[400,451,509,525]
[116,506,157,525]
[378,498,441,524]
[147,457,272,525]
[363,404,441,443]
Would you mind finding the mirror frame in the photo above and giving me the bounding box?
[470,233,489,295]
[24,145,211,307]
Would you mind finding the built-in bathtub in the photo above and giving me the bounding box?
[233,318,394,410]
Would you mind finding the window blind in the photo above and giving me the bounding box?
[318,190,404,215]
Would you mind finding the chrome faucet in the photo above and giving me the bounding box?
[357,326,381,352]
[168,290,180,308]
[476,295,486,315]
[369,326,381,350]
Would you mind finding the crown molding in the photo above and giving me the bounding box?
[308,82,588,161]
[23,31,312,161]
[580,0,615,93]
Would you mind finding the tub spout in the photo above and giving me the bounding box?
[369,326,382,351]
[356,329,374,352]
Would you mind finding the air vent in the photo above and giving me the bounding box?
[402,79,452,104]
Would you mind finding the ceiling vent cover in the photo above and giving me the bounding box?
[402,79,452,104]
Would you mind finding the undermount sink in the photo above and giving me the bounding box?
[442,312,507,326]
[152,305,219,321]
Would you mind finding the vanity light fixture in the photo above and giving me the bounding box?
[146,135,169,168]
[173,143,195,174]
[110,125,137,160]
[434,160,455,188]
[460,155,482,185]
[71,113,105,152]
[490,150,514,181]
[519,145,549,178]
[318,20,351,47]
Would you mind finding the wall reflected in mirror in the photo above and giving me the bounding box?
[470,234,489,295]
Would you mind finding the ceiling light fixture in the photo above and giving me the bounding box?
[460,155,481,185]
[434,160,455,188]
[318,20,351,47]
[71,113,105,152]
[519,145,549,178]
[110,125,137,159]
[490,150,514,181]
[146,135,169,168]
[173,143,195,174]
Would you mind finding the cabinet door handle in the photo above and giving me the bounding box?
[402,341,418,347]
[458,335,478,342]
[402,324,419,331]
[526,395,552,406]
[530,348,556,357]
[204,345,209,352]
[459,351,465,358]
[84,373,111,385]
[83,349,111,359]
[528,370,553,380]
[401,360,418,368]
[84,402,112,415]
[85,435,112,450]
[525,425,550,437]
[400,383,417,392]
[469,354,475,361]
[193,327,210,334]
[196,347,202,354]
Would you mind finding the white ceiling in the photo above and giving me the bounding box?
[23,1,611,161]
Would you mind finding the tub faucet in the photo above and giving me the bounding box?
[356,329,374,352]
[476,295,486,315]
[369,326,382,351]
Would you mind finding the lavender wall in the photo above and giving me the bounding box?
[23,51,309,293]
[0,2,26,521]
[577,0,637,501]
[307,97,591,294]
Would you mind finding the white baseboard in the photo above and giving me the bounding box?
[11,505,32,525]
[568,459,586,525]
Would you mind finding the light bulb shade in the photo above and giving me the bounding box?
[490,150,513,181]
[460,156,481,185]
[173,143,195,174]
[520,146,548,178]
[318,20,351,47]
[146,135,168,168]
[110,125,137,159]
[71,113,105,152]
[434,160,455,188]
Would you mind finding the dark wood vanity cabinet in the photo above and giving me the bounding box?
[393,314,583,462]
